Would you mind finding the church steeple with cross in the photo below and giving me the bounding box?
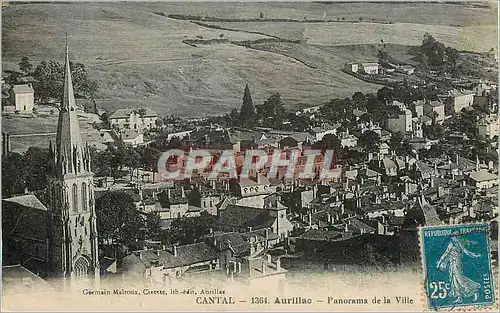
[47,38,100,288]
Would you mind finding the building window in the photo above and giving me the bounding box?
[81,183,88,211]
[72,183,78,212]
[74,257,89,280]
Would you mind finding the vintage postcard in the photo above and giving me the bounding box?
[1,0,498,311]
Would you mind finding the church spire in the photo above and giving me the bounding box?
[55,38,89,176]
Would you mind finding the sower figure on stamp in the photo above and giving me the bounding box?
[437,234,481,304]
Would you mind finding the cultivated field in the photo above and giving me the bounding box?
[122,1,497,27]
[2,2,497,119]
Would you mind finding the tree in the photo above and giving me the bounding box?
[361,244,392,271]
[2,152,26,197]
[359,130,381,153]
[145,212,162,241]
[257,93,285,129]
[352,92,366,108]
[136,146,161,172]
[32,59,98,103]
[168,211,217,245]
[187,186,202,207]
[95,191,145,249]
[229,108,241,126]
[19,56,33,75]
[167,136,183,149]
[23,147,51,191]
[240,84,256,126]
[376,86,393,103]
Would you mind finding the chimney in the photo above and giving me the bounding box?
[261,262,266,275]
[181,186,186,198]
[233,261,237,273]
[173,245,178,257]
[267,254,271,263]
[238,262,242,273]
[265,228,269,240]
[327,212,332,224]
[308,213,312,226]
[430,176,435,188]
[250,243,255,256]
[456,154,459,165]
[211,179,216,189]
[167,187,171,199]
[276,259,281,271]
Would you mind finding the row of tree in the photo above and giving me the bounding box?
[95,191,218,250]
[14,56,99,103]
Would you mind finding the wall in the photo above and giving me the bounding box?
[15,93,34,112]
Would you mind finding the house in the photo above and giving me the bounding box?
[11,84,34,113]
[469,169,498,189]
[361,62,379,75]
[382,157,399,177]
[412,100,425,118]
[231,174,275,208]
[338,129,358,148]
[2,264,55,296]
[446,89,475,114]
[387,109,413,134]
[121,129,144,146]
[378,142,390,158]
[2,195,52,276]
[477,114,499,139]
[473,82,497,97]
[395,65,415,75]
[218,201,293,240]
[308,123,339,142]
[121,243,219,286]
[109,108,158,131]
[344,62,359,73]
[424,100,445,124]
[156,186,189,219]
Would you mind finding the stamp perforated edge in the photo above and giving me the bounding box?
[417,222,499,312]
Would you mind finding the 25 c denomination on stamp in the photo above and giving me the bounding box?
[420,223,495,310]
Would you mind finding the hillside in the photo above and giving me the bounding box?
[2,2,497,117]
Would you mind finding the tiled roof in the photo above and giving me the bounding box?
[110,108,157,119]
[12,84,34,94]
[299,229,342,241]
[2,265,54,295]
[125,242,218,270]
[346,217,376,234]
[218,205,276,230]
[420,202,441,226]
[415,161,433,174]
[3,195,48,211]
[382,157,398,170]
[3,196,49,242]
[473,200,495,213]
[470,169,497,182]
[428,100,444,107]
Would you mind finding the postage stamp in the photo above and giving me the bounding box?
[420,223,496,310]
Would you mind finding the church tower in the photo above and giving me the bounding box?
[47,42,100,287]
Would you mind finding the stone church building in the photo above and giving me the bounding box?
[2,44,100,288]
